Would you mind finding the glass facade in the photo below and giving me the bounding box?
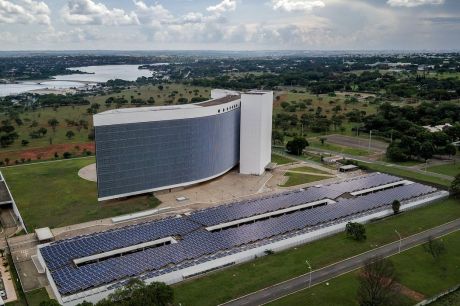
[95,109,241,199]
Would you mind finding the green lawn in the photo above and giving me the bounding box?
[269,230,460,306]
[174,198,460,306]
[289,166,331,175]
[271,153,296,165]
[280,172,331,187]
[308,139,370,156]
[1,158,160,231]
[380,157,423,167]
[427,163,460,177]
[24,289,52,306]
[356,161,453,187]
[268,271,414,306]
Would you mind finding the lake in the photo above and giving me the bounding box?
[0,64,158,97]
[53,64,155,83]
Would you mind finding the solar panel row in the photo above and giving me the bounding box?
[39,175,437,296]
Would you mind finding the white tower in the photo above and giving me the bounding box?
[239,91,273,175]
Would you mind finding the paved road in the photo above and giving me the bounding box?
[222,219,460,306]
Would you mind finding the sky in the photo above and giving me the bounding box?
[0,0,459,51]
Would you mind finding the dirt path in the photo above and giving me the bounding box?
[395,282,426,302]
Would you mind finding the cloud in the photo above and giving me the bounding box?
[133,0,173,25]
[424,16,460,24]
[207,0,237,15]
[271,0,325,12]
[62,0,139,25]
[0,0,50,25]
[387,0,444,8]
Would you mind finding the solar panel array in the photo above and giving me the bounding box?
[40,173,438,297]
[41,217,201,271]
[320,172,402,193]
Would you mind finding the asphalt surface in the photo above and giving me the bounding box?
[222,218,460,306]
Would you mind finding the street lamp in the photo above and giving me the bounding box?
[306,259,312,288]
[368,130,373,153]
[395,229,402,253]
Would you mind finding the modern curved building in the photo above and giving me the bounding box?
[94,89,273,201]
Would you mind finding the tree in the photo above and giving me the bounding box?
[450,173,460,197]
[272,130,285,145]
[319,137,327,145]
[48,118,59,132]
[97,280,174,306]
[391,200,400,215]
[423,237,446,261]
[346,222,367,241]
[38,127,48,136]
[357,257,398,306]
[286,137,309,155]
[76,302,93,306]
[88,128,95,141]
[386,144,408,162]
[21,139,29,146]
[39,300,61,306]
[66,130,75,140]
[419,141,434,161]
[445,143,456,158]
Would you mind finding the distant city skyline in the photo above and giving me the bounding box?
[1,0,459,51]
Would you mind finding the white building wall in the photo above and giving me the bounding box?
[239,91,273,175]
[210,89,239,99]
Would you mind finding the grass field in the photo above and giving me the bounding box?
[379,157,423,167]
[1,158,160,231]
[174,198,460,306]
[356,161,453,187]
[427,162,460,177]
[269,231,460,306]
[271,153,296,165]
[280,172,331,187]
[308,139,370,156]
[24,289,51,306]
[289,166,330,175]
[86,83,210,105]
[272,89,378,139]
[420,71,460,80]
[268,272,413,306]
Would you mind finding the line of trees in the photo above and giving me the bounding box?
[40,280,174,306]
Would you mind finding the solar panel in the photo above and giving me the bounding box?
[40,174,438,296]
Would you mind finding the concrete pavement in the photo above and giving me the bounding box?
[222,218,460,306]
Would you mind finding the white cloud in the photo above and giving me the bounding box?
[0,0,50,25]
[62,0,139,25]
[133,0,173,25]
[207,0,237,15]
[387,0,444,8]
[271,0,325,12]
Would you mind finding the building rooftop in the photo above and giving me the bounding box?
[196,95,240,107]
